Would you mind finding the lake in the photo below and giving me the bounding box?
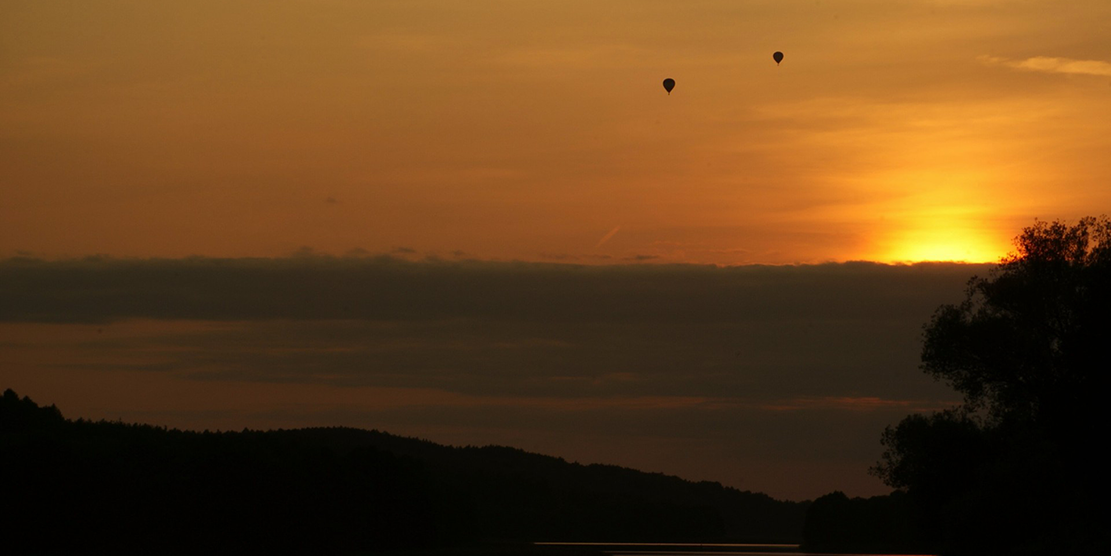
[533,542,929,556]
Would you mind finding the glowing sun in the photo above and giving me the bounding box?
[878,226,1006,263]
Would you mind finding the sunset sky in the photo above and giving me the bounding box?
[2,1,1109,500]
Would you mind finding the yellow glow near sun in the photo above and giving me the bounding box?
[860,165,1016,264]
[879,226,1006,263]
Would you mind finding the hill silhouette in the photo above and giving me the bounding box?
[2,389,807,555]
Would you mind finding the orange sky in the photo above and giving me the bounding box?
[3,0,1109,264]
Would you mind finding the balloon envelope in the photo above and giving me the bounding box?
[662,78,675,94]
[773,51,784,65]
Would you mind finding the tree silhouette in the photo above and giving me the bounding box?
[920,216,1109,430]
[872,217,1109,555]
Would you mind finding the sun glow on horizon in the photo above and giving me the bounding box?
[874,225,1009,264]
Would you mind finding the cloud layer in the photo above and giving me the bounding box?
[1,256,987,499]
[0,255,986,323]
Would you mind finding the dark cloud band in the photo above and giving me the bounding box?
[0,256,989,324]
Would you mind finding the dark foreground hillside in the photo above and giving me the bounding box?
[1,389,807,555]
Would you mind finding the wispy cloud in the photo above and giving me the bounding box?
[980,55,1111,77]
[760,396,945,412]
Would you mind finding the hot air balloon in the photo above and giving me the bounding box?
[773,51,784,65]
[662,78,675,95]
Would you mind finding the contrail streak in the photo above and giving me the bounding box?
[594,226,621,249]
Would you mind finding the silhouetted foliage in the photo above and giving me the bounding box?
[1,389,808,555]
[920,216,1110,431]
[869,217,1110,555]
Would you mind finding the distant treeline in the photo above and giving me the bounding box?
[2,389,807,555]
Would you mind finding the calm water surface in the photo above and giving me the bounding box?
[534,542,928,556]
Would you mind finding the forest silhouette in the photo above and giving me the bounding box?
[1,389,806,555]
